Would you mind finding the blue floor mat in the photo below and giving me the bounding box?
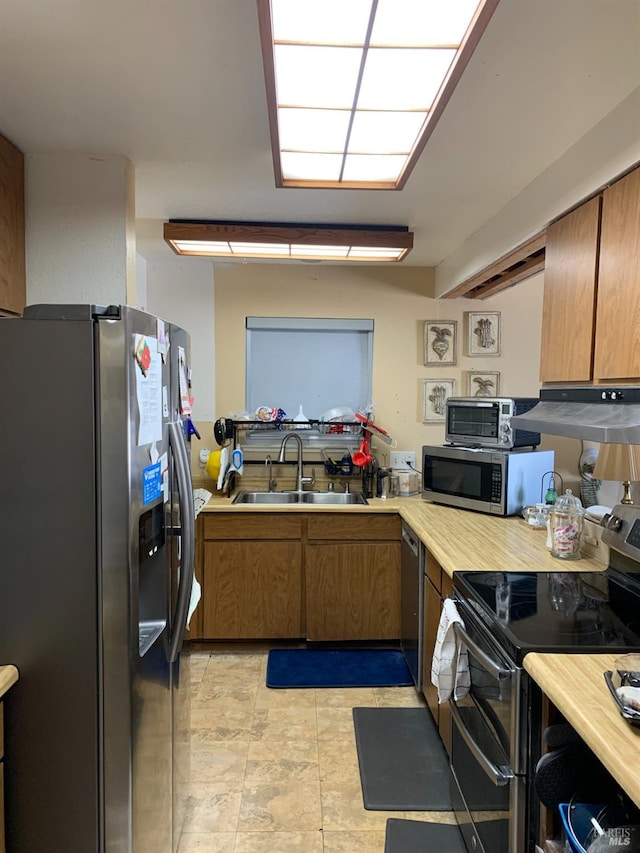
[266,648,413,688]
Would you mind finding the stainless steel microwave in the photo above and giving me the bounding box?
[445,397,541,449]
[422,445,555,516]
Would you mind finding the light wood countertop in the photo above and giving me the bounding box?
[524,653,640,809]
[0,665,18,699]
[201,493,607,578]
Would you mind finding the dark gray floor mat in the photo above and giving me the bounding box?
[352,707,452,811]
[384,819,466,852]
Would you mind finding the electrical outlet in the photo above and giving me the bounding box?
[390,451,416,469]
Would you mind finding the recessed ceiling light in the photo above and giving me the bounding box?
[257,0,500,189]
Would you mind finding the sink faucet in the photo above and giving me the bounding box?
[265,454,277,492]
[278,432,314,492]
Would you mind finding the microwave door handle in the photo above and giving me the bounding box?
[453,622,511,682]
[168,421,195,664]
[449,700,514,787]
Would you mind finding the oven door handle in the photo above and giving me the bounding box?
[453,622,512,682]
[449,700,514,787]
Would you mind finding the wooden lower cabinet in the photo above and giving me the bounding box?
[196,511,402,642]
[305,541,401,640]
[1,700,4,853]
[203,540,303,638]
[305,513,401,641]
[201,513,303,639]
[422,551,453,754]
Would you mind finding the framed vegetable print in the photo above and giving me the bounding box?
[466,371,500,397]
[422,379,455,422]
[465,311,501,356]
[424,320,457,366]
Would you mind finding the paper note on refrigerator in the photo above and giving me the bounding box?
[134,335,163,446]
[178,346,191,416]
[187,577,202,629]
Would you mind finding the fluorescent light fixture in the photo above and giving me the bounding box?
[257,0,500,189]
[163,221,413,262]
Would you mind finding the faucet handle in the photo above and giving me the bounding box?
[301,467,316,488]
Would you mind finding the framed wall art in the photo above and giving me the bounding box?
[424,320,457,366]
[465,311,501,356]
[466,370,500,397]
[422,379,456,422]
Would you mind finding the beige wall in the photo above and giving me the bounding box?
[213,263,574,490]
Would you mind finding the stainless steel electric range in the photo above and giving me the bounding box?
[450,504,640,853]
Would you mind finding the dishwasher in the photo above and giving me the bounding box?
[400,522,424,690]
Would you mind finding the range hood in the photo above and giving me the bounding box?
[510,387,640,443]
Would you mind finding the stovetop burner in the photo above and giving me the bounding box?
[455,569,640,663]
[453,504,640,663]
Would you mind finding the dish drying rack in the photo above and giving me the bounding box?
[230,416,396,473]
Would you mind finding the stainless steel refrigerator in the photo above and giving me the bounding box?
[0,304,196,852]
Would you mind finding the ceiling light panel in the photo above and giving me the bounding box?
[357,48,457,111]
[274,45,362,109]
[259,0,499,188]
[342,154,408,183]
[280,152,344,182]
[348,111,427,154]
[271,0,372,44]
[277,107,351,152]
[371,0,482,44]
[164,221,413,263]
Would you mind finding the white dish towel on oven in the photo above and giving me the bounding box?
[431,598,470,703]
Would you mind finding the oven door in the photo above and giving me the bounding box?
[449,604,527,853]
[446,399,501,447]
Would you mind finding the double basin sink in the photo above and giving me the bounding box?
[233,490,368,506]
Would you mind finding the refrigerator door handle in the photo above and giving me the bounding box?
[168,420,196,663]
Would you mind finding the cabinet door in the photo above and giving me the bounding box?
[422,577,441,724]
[593,167,640,380]
[305,542,401,641]
[0,761,4,853]
[202,540,302,639]
[0,701,4,853]
[539,195,601,383]
[0,135,25,316]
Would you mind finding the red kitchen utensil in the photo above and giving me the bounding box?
[353,436,372,467]
[354,413,397,447]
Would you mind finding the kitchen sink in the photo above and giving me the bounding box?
[232,491,300,504]
[232,490,367,505]
[300,492,367,505]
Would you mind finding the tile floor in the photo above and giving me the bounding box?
[178,644,456,853]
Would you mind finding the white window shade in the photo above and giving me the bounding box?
[245,317,374,419]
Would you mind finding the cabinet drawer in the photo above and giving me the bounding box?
[202,513,302,540]
[426,552,443,590]
[307,513,400,541]
[441,572,454,599]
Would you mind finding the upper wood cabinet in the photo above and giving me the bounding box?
[0,134,25,316]
[539,195,600,383]
[540,165,640,384]
[593,166,640,380]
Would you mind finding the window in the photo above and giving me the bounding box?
[245,317,374,419]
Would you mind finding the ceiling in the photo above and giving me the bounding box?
[0,0,639,272]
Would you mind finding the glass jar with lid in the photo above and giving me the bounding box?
[548,489,585,560]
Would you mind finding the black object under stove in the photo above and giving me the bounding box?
[453,503,640,664]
